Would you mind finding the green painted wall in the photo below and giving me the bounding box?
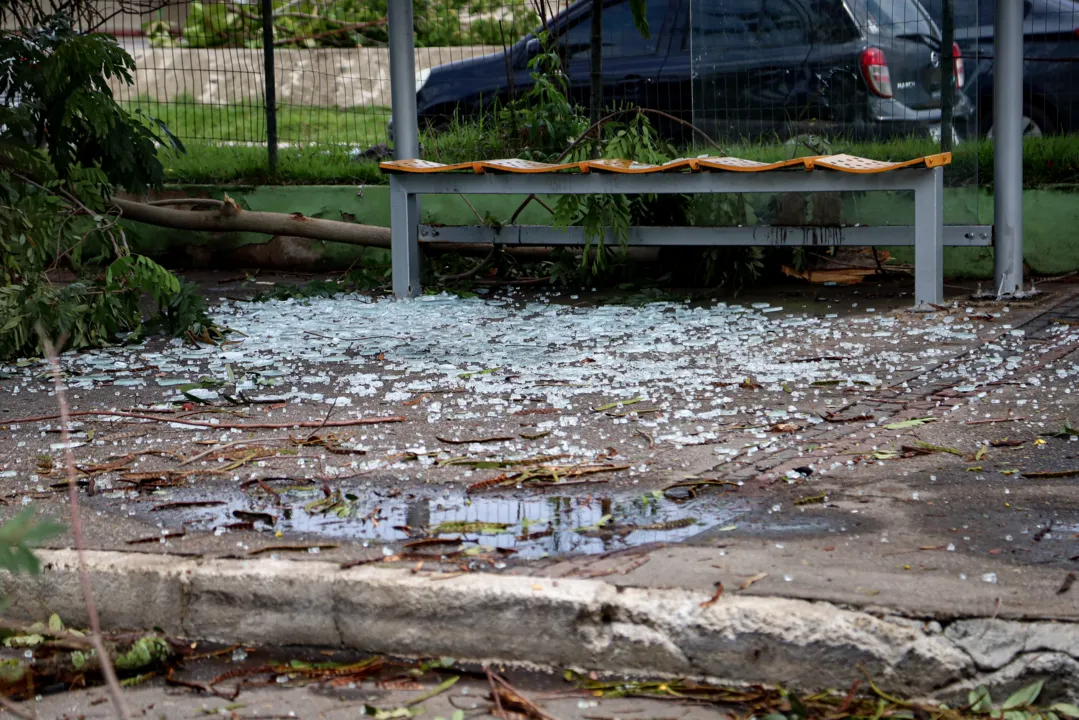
[843,187,1079,278]
[131,184,1079,277]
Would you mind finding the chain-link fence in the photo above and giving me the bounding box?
[100,0,551,150]
[92,0,1078,177]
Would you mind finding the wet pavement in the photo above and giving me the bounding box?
[1,275,1078,618]
[118,485,749,560]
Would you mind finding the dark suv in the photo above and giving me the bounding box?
[920,0,1079,136]
[409,0,974,143]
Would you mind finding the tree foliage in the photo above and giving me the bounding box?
[0,11,218,360]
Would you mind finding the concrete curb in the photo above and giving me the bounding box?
[5,550,1078,701]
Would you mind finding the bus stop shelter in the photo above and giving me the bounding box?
[383,0,1026,301]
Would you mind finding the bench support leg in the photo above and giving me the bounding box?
[390,176,421,299]
[914,166,944,306]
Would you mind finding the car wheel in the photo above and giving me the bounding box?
[985,104,1055,138]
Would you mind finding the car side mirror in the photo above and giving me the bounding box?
[526,38,541,57]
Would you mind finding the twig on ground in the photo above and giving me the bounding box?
[487,668,508,720]
[439,247,497,284]
[178,437,287,467]
[41,333,133,720]
[305,397,339,442]
[0,410,405,430]
[488,670,557,720]
[966,416,1027,425]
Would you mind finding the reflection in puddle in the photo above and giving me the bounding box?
[125,485,748,559]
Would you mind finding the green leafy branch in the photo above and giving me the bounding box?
[967,681,1079,720]
[0,509,65,577]
[0,13,224,361]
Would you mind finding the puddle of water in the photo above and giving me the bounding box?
[117,485,748,560]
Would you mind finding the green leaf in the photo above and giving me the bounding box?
[970,685,994,713]
[4,634,44,648]
[114,636,170,671]
[405,676,459,707]
[788,692,809,720]
[0,510,66,575]
[1002,681,1044,710]
[1051,705,1079,718]
[48,614,64,633]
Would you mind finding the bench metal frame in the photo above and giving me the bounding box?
[390,166,981,306]
[386,0,1026,301]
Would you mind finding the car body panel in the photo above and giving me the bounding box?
[407,0,974,143]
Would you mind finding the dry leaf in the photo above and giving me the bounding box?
[699,582,724,608]
[781,265,879,285]
[739,572,768,590]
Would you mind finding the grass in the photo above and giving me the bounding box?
[160,143,384,185]
[144,101,1079,188]
[126,97,391,147]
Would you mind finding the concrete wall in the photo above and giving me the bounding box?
[127,185,1079,279]
[113,44,503,108]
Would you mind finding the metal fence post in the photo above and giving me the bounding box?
[993,0,1024,296]
[940,0,954,152]
[389,0,419,160]
[261,0,278,175]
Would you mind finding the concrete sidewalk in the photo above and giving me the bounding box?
[2,277,1078,700]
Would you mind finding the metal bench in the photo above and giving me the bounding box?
[380,152,988,306]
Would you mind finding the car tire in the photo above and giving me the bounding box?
[984,102,1057,138]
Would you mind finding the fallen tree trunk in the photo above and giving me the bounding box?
[112,196,393,248]
[111,196,659,262]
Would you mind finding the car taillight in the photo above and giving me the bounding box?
[860,47,893,99]
[952,42,965,89]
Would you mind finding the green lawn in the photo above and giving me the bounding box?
[159,142,385,185]
[126,98,391,146]
[140,98,1079,189]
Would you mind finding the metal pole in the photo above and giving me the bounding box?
[388,1,421,297]
[993,0,1024,296]
[939,0,954,152]
[914,167,945,306]
[260,0,277,175]
[388,0,419,160]
[589,1,602,159]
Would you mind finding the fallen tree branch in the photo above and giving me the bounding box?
[113,196,661,262]
[113,196,392,247]
[146,198,225,208]
[0,410,405,430]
